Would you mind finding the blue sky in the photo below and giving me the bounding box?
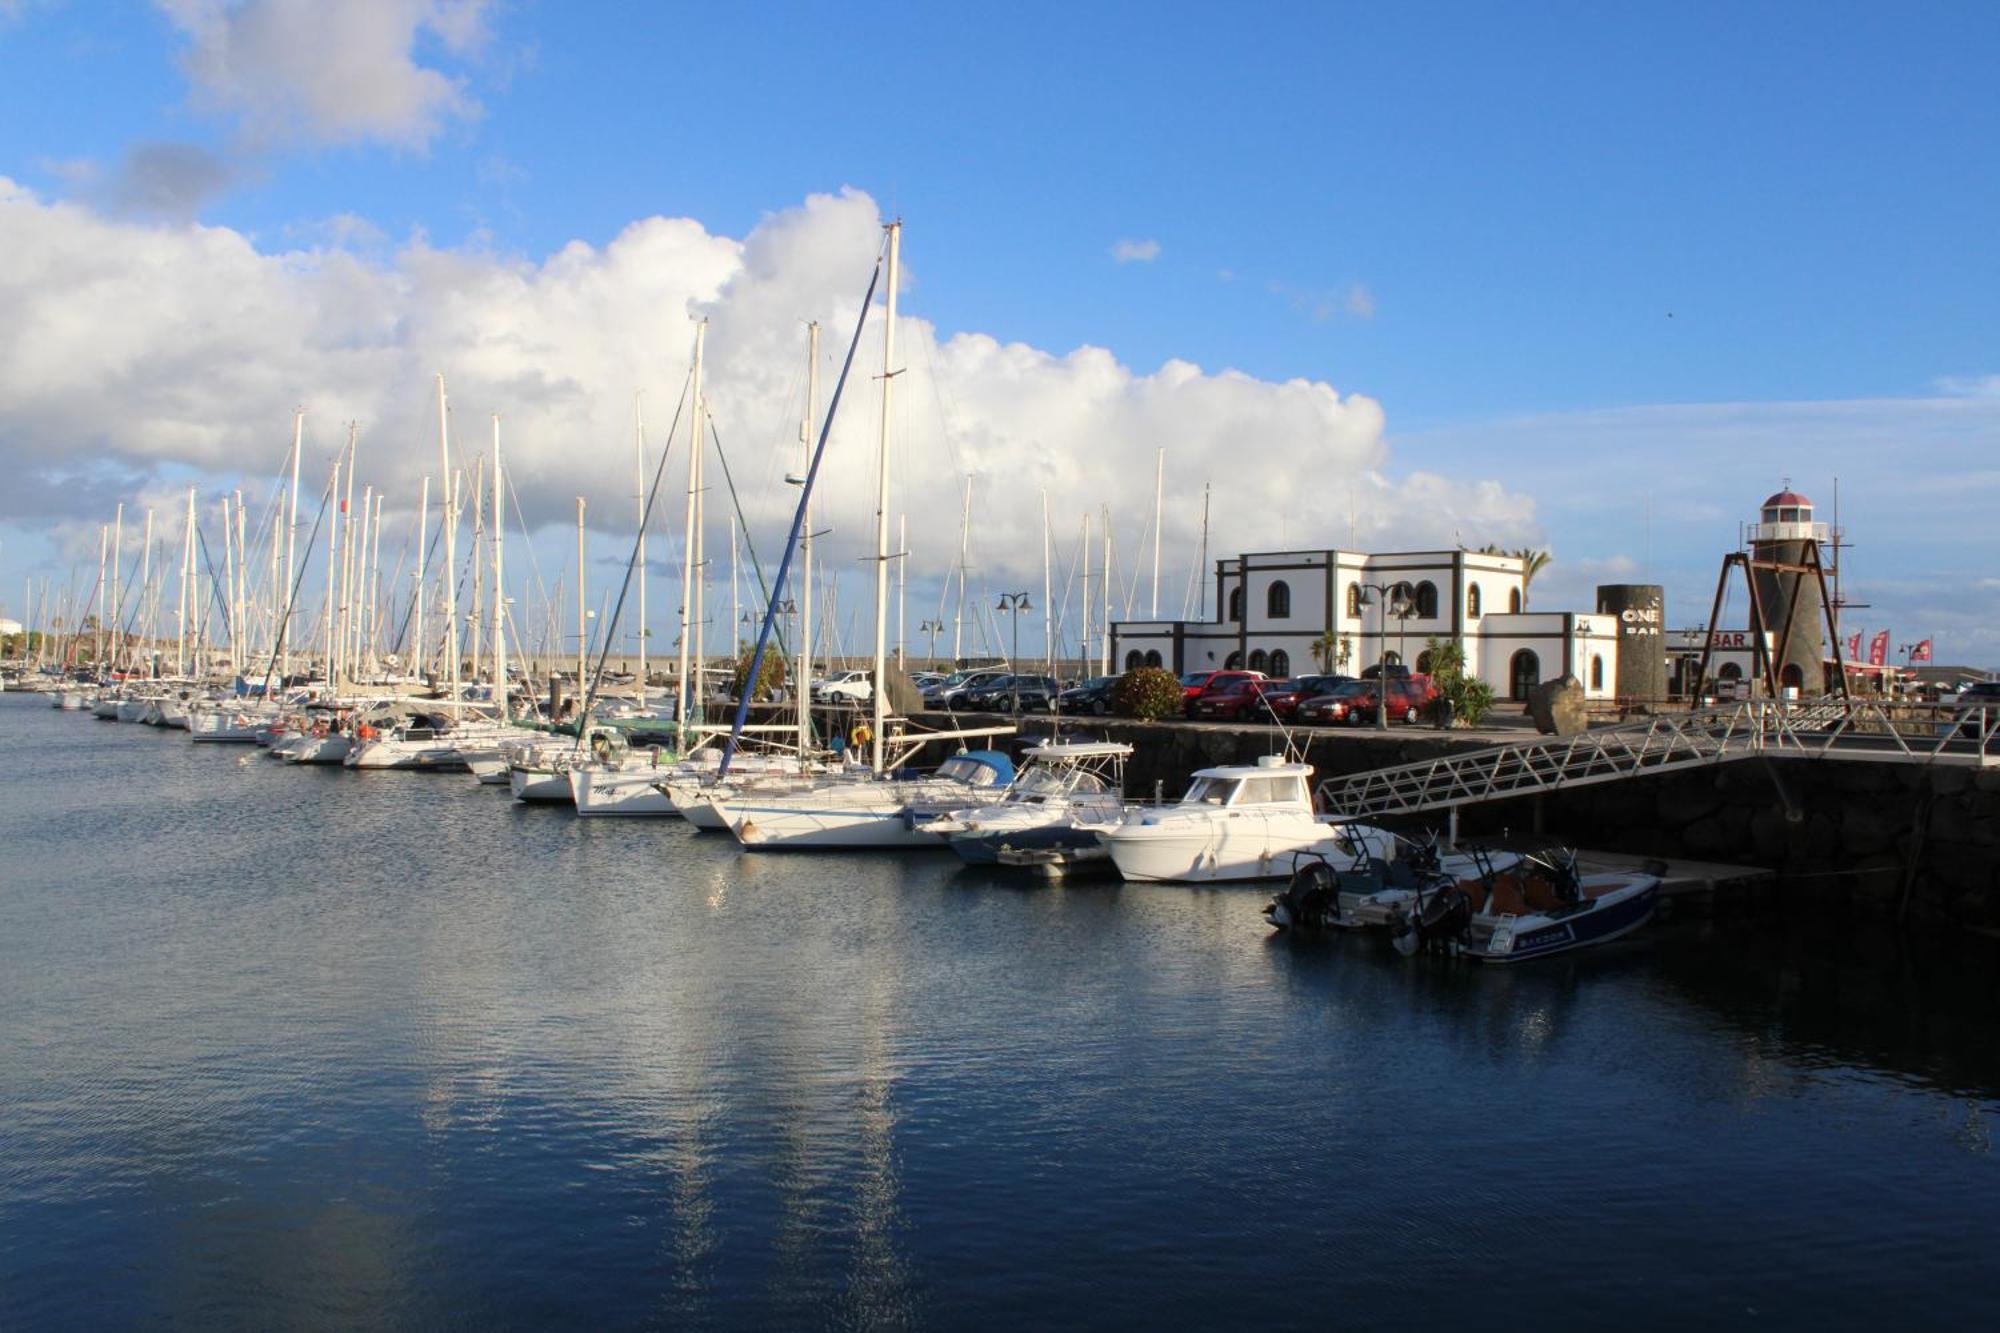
[2,2,1997,662]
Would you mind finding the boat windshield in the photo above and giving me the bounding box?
[1183,776,1235,805]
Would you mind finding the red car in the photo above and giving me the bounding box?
[1295,676,1437,726]
[1181,669,1266,716]
[1190,676,1302,722]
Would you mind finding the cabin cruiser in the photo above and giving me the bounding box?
[919,740,1133,867]
[1385,849,1663,963]
[710,751,1015,850]
[346,713,470,770]
[659,750,824,829]
[1095,756,1394,883]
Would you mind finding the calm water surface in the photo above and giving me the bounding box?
[3,693,1998,1328]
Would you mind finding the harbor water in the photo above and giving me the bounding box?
[3,692,1998,1328]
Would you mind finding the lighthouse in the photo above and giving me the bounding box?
[1747,487,1828,694]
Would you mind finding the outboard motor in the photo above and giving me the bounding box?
[1266,858,1340,931]
[1391,883,1473,957]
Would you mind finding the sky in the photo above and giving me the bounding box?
[1,1,1996,665]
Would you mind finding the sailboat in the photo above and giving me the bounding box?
[703,222,1019,851]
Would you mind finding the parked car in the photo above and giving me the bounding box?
[1359,662,1413,681]
[812,669,872,703]
[1296,676,1436,726]
[959,673,1061,713]
[1058,675,1119,715]
[1190,676,1304,722]
[1290,673,1354,702]
[923,667,1009,710]
[1182,669,1266,717]
[1945,679,2000,738]
[908,670,947,690]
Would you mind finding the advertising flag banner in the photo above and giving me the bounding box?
[1912,638,1933,663]
[1846,631,1862,660]
[1868,630,1889,667]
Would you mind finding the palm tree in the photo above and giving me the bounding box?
[1475,543,1553,610]
[1514,548,1551,608]
[1311,628,1338,672]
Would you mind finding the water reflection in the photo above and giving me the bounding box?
[5,694,2000,1327]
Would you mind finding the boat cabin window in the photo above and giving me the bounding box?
[939,757,995,783]
[1233,774,1298,805]
[1184,777,1234,805]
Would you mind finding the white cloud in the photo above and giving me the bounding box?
[0,179,1543,638]
[48,141,238,221]
[1344,284,1376,320]
[1110,238,1161,264]
[156,0,492,150]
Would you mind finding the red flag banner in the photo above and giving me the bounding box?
[1912,638,1933,663]
[1845,631,1862,660]
[1868,630,1889,667]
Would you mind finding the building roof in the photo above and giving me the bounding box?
[1761,489,1813,509]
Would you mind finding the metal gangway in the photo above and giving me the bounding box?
[1319,698,1998,821]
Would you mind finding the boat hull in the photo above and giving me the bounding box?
[1468,879,1660,964]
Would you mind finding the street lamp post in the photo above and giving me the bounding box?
[920,618,944,670]
[997,593,1032,714]
[1355,581,1414,730]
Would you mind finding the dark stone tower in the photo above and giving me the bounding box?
[1748,489,1827,695]
[1595,584,1666,701]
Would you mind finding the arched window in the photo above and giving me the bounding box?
[1508,587,1523,614]
[1590,655,1605,691]
[1509,649,1541,700]
[1467,584,1482,619]
[1267,580,1291,619]
[1717,662,1743,680]
[1145,649,1163,668]
[1125,649,1143,670]
[1228,586,1244,622]
[1346,584,1361,618]
[1780,663,1805,691]
[1248,649,1268,672]
[1414,581,1438,618]
[1416,649,1433,675]
[1224,651,1243,669]
[1269,649,1290,678]
[1382,650,1402,667]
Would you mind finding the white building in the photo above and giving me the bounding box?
[1110,547,1622,702]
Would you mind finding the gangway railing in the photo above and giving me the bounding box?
[1319,699,1997,821]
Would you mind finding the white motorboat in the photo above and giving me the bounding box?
[1095,756,1393,884]
[921,740,1133,867]
[1387,850,1663,963]
[712,751,1015,850]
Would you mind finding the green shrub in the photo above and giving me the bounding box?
[1422,634,1494,726]
[730,647,789,702]
[1114,666,1183,720]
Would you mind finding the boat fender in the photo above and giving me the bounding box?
[850,723,872,750]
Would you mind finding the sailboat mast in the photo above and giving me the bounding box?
[677,323,706,744]
[1152,448,1164,618]
[414,475,429,680]
[469,455,484,685]
[492,418,507,721]
[1100,505,1111,675]
[176,488,194,677]
[436,376,459,699]
[952,473,970,664]
[139,508,152,672]
[221,496,238,676]
[283,411,301,681]
[1041,490,1053,677]
[322,460,339,683]
[575,496,587,701]
[897,512,906,670]
[1080,510,1091,674]
[799,321,818,757]
[635,394,647,697]
[870,220,901,775]
[94,525,106,668]
[1198,482,1211,620]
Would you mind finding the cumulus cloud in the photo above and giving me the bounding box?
[1110,238,1161,264]
[0,179,1543,631]
[156,0,490,149]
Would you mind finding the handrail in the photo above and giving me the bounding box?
[1318,700,1997,819]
